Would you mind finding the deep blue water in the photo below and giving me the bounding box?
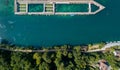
[0,0,120,47]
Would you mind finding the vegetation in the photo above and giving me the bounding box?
[0,42,120,70]
[88,42,105,50]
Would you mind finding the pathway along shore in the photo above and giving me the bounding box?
[87,41,120,52]
[0,47,72,53]
[0,41,120,53]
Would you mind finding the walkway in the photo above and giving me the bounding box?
[0,47,72,53]
[87,41,120,52]
[1,41,120,53]
[14,0,105,15]
[102,41,120,50]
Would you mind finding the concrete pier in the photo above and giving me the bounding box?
[26,3,28,13]
[88,2,91,13]
[14,0,17,12]
[53,3,55,14]
[43,3,45,12]
[14,0,105,15]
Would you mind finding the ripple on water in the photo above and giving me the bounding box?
[0,23,6,29]
[8,20,15,24]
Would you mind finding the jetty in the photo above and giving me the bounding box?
[14,0,105,15]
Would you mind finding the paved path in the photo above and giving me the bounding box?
[0,47,72,53]
[102,41,120,50]
[88,41,120,52]
[1,41,120,53]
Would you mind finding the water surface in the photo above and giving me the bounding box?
[0,0,120,47]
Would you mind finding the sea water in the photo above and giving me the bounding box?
[0,0,120,47]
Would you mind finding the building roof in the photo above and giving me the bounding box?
[98,59,110,70]
[113,51,120,57]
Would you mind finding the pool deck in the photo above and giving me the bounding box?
[14,0,105,15]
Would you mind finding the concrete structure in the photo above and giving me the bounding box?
[14,0,105,15]
[113,51,120,57]
[102,41,120,50]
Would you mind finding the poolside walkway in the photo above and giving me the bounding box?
[14,0,105,15]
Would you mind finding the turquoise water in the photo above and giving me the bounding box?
[0,0,120,47]
[56,4,88,12]
[28,4,43,12]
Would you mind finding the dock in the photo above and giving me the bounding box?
[14,0,105,15]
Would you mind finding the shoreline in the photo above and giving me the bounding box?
[0,40,120,70]
[1,39,120,53]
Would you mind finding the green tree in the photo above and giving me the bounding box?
[68,52,73,58]
[42,52,51,63]
[73,48,86,69]
[0,56,10,70]
[39,62,49,70]
[65,61,74,70]
[11,52,31,70]
[33,53,41,65]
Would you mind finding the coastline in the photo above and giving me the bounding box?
[0,40,120,70]
[0,39,120,52]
